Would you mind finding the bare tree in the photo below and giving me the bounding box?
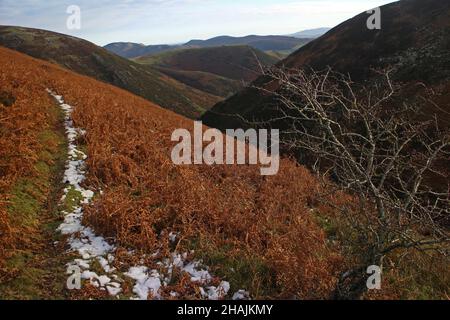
[245,67,450,299]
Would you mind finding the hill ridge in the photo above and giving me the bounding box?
[0,25,220,119]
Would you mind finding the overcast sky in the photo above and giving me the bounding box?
[0,0,397,46]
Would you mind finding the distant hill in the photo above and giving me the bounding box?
[105,35,311,59]
[288,28,331,38]
[137,45,277,81]
[104,42,180,59]
[184,35,311,52]
[202,0,450,129]
[0,26,219,118]
[135,45,278,98]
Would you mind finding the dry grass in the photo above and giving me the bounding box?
[0,48,71,298]
[0,54,51,264]
[0,46,343,299]
[2,45,448,300]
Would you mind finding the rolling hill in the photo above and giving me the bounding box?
[105,35,312,59]
[0,26,219,118]
[135,46,278,98]
[202,0,450,130]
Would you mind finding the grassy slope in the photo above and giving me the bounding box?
[135,45,278,99]
[0,75,70,298]
[155,67,243,98]
[0,26,220,118]
[136,45,278,81]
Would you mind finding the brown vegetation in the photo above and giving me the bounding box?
[250,67,449,299]
[0,65,48,263]
[0,50,69,300]
[0,46,342,299]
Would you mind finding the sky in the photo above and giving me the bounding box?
[0,0,397,46]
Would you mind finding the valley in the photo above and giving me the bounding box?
[0,0,448,302]
[134,45,278,98]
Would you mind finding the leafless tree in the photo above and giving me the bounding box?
[245,67,450,299]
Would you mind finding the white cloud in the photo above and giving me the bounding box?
[0,0,397,45]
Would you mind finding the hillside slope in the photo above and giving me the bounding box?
[135,46,278,98]
[0,26,219,118]
[104,42,179,59]
[0,45,341,299]
[202,0,450,129]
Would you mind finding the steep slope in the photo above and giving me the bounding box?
[135,46,278,98]
[0,26,219,118]
[0,45,341,299]
[202,0,450,129]
[282,0,450,83]
[104,42,179,59]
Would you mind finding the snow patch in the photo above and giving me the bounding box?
[48,89,245,300]
[48,89,120,297]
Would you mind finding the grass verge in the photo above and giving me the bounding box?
[0,101,70,299]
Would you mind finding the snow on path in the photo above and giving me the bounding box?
[48,90,243,300]
[48,89,122,297]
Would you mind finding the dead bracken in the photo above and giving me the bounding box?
[0,46,341,299]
